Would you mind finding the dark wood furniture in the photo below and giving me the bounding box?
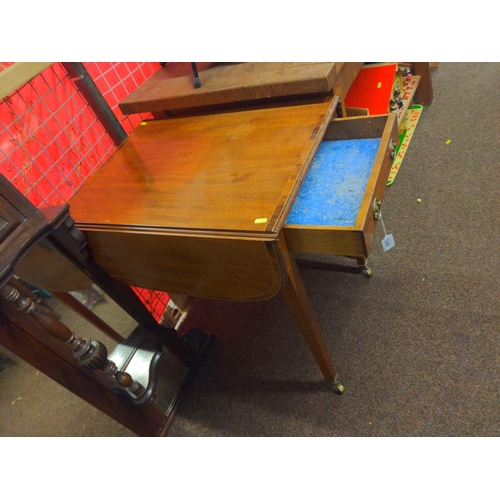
[0,173,212,436]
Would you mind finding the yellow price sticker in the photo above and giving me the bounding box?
[254,218,268,224]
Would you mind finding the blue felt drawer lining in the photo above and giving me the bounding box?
[286,138,381,227]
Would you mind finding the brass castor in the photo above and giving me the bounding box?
[333,379,346,395]
[360,266,373,278]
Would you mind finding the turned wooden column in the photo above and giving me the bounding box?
[1,281,156,405]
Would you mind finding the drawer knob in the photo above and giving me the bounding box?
[390,139,396,159]
[373,198,382,220]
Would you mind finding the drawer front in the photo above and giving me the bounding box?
[283,113,398,257]
[356,114,399,255]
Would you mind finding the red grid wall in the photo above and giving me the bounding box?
[0,63,116,206]
[0,62,169,322]
[82,63,168,321]
[83,62,159,134]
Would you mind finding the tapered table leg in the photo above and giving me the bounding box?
[281,250,344,393]
[282,256,335,381]
[278,233,345,394]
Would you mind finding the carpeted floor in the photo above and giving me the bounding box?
[1,62,499,437]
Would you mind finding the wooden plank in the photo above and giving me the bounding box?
[332,62,364,98]
[118,62,339,114]
[0,62,52,99]
[333,62,364,116]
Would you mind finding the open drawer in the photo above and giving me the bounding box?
[283,113,399,274]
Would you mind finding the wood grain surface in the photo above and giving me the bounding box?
[83,231,285,301]
[118,62,339,114]
[69,100,337,236]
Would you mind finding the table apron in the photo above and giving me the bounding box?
[83,230,286,302]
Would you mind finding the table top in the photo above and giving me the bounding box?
[118,62,339,115]
[69,98,337,237]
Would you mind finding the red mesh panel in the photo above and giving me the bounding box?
[1,62,169,321]
[1,63,115,205]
